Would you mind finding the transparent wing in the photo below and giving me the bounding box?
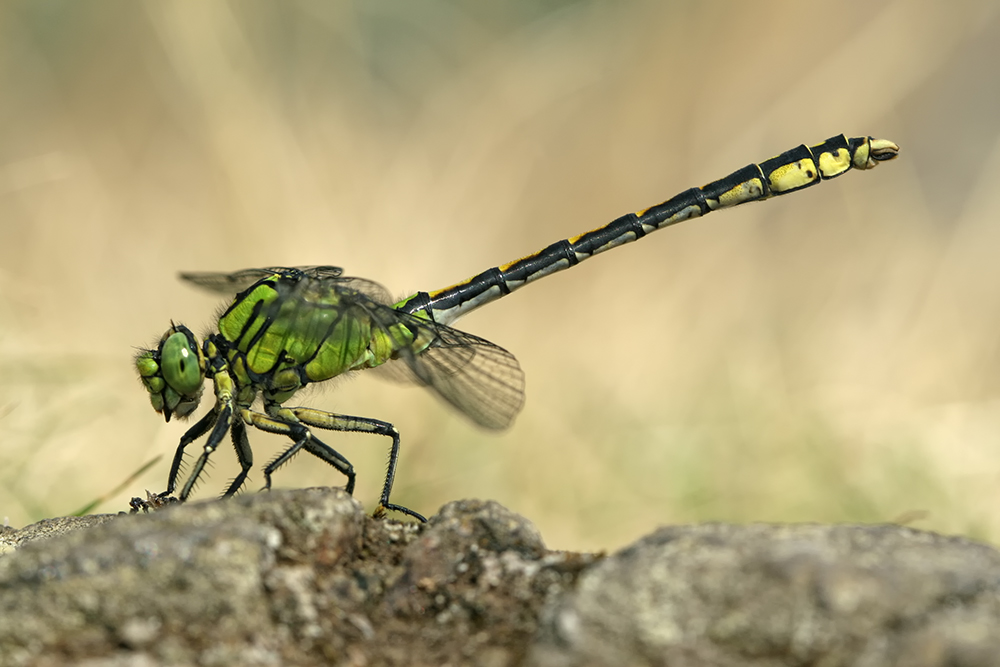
[281,273,395,316]
[179,266,345,295]
[410,323,525,430]
[364,305,525,430]
[331,276,394,305]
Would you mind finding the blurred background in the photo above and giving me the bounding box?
[2,0,1000,552]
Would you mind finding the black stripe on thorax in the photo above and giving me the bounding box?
[232,298,266,349]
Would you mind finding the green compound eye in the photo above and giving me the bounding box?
[160,331,202,395]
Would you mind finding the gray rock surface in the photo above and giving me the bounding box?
[0,490,593,666]
[1,491,998,666]
[529,523,1000,667]
[0,514,118,554]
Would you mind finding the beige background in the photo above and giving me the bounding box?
[2,1,999,551]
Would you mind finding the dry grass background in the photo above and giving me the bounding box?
[2,1,1000,552]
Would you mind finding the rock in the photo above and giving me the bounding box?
[0,490,594,666]
[0,514,119,553]
[528,523,1000,667]
[1,494,998,666]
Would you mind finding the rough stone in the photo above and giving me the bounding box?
[2,494,998,666]
[0,514,118,554]
[0,490,594,666]
[528,523,1000,667]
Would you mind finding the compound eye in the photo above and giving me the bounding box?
[160,331,203,395]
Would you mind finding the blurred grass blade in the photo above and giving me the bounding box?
[71,455,163,516]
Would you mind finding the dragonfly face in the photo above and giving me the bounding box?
[135,323,206,422]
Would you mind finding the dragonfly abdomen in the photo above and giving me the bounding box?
[397,135,898,326]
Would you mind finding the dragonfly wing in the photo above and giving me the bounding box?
[365,306,525,430]
[333,276,394,305]
[412,324,525,430]
[180,268,283,294]
[297,266,347,280]
[180,266,345,295]
[368,356,422,384]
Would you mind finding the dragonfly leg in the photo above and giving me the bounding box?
[243,408,356,496]
[179,403,234,500]
[220,414,253,497]
[289,406,426,523]
[163,408,218,496]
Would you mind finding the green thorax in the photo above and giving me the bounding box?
[213,271,415,402]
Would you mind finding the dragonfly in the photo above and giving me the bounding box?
[136,134,899,521]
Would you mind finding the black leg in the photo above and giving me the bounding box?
[221,416,253,497]
[180,403,234,500]
[286,406,425,522]
[163,408,218,496]
[262,425,355,494]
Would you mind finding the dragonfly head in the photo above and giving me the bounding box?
[135,323,206,422]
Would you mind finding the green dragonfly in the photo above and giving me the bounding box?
[136,134,899,521]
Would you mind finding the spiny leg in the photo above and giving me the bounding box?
[221,414,254,497]
[163,408,218,496]
[242,409,356,496]
[287,406,426,522]
[180,403,234,501]
[301,437,355,494]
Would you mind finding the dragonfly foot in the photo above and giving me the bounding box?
[129,490,180,513]
[374,503,427,523]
